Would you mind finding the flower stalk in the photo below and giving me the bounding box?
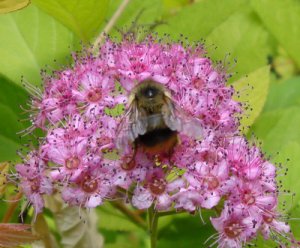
[148,206,159,248]
[93,0,131,50]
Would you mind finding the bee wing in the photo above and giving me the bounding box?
[116,102,148,153]
[162,97,202,139]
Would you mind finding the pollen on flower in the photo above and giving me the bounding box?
[242,190,256,205]
[263,214,273,224]
[224,221,243,239]
[65,157,80,170]
[81,175,98,193]
[121,156,136,171]
[87,88,102,102]
[30,178,41,193]
[205,175,219,190]
[149,178,167,195]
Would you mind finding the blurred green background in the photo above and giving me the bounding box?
[0,0,299,247]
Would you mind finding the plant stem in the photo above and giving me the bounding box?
[2,191,23,223]
[110,201,147,231]
[93,0,131,51]
[157,209,185,217]
[33,213,53,248]
[148,205,159,248]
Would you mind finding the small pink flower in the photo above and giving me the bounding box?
[39,71,78,124]
[260,161,277,192]
[116,151,152,189]
[72,71,116,117]
[227,179,277,220]
[211,207,259,248]
[62,168,113,208]
[115,41,167,91]
[45,137,89,181]
[172,188,202,212]
[132,168,184,210]
[16,151,52,216]
[185,160,229,209]
[227,137,264,180]
[260,210,290,240]
[89,116,118,152]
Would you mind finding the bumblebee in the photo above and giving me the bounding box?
[116,79,202,158]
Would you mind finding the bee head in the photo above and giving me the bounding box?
[141,86,159,99]
[137,84,165,106]
[129,80,170,111]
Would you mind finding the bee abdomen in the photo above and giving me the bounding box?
[136,128,177,155]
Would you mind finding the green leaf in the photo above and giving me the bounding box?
[162,0,190,17]
[101,229,147,248]
[0,0,30,14]
[251,0,300,68]
[273,142,300,212]
[156,0,247,39]
[163,0,189,10]
[156,2,270,82]
[263,77,300,112]
[232,66,270,131]
[250,76,300,155]
[97,203,141,232]
[255,235,286,248]
[250,78,300,217]
[0,76,29,161]
[205,10,270,82]
[273,47,298,79]
[105,0,163,38]
[97,202,148,247]
[32,0,109,41]
[289,202,300,240]
[0,5,77,86]
[251,106,300,155]
[158,212,216,248]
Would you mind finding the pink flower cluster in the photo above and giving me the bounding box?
[16,36,295,247]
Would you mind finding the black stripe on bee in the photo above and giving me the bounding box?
[136,128,177,147]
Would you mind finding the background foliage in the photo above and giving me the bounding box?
[0,0,299,247]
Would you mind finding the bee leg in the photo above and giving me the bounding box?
[166,136,178,166]
[166,150,173,166]
[131,141,137,161]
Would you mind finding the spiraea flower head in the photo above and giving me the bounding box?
[16,34,296,247]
